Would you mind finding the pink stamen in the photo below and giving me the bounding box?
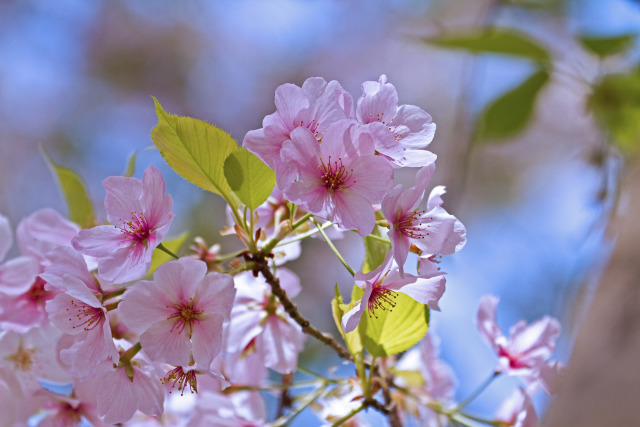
[318,156,355,192]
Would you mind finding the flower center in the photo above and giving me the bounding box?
[299,119,324,142]
[161,366,198,395]
[5,341,35,371]
[319,156,355,192]
[67,299,104,331]
[498,346,529,369]
[367,113,402,141]
[167,300,203,336]
[118,211,151,243]
[26,276,52,306]
[396,210,430,239]
[367,285,397,317]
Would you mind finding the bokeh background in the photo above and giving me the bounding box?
[1,0,639,425]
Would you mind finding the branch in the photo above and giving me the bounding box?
[253,252,353,362]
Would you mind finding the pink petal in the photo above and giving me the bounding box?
[194,271,236,321]
[341,285,373,334]
[140,319,191,366]
[227,308,265,353]
[0,214,12,261]
[153,258,207,303]
[393,104,436,149]
[141,166,173,228]
[356,74,398,124]
[477,295,504,353]
[0,256,40,295]
[72,226,128,258]
[103,176,143,226]
[191,314,225,368]
[391,274,446,311]
[427,185,447,211]
[257,315,304,374]
[98,243,151,283]
[333,191,375,236]
[118,280,174,334]
[16,209,80,262]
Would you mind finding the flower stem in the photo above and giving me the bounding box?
[312,218,355,277]
[275,221,335,247]
[272,384,327,427]
[156,243,179,259]
[292,213,313,230]
[452,371,500,413]
[102,288,126,301]
[119,342,142,364]
[331,403,366,427]
[366,233,391,245]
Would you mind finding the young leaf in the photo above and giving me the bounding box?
[589,67,640,157]
[359,287,430,358]
[331,284,363,356]
[223,148,276,210]
[146,232,189,278]
[362,226,391,273]
[579,34,636,58]
[41,147,96,229]
[425,27,550,63]
[123,151,137,177]
[475,68,549,142]
[151,98,238,200]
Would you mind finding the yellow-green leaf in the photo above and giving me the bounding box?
[147,232,189,278]
[123,151,137,177]
[475,68,549,142]
[223,148,276,210]
[358,286,430,357]
[331,284,363,356]
[589,67,640,157]
[426,27,550,63]
[362,227,391,273]
[151,98,238,200]
[579,34,636,58]
[41,147,96,229]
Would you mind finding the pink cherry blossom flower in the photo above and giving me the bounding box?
[0,325,70,396]
[118,257,235,368]
[356,74,437,168]
[42,247,119,378]
[76,353,164,425]
[38,393,109,427]
[314,381,368,427]
[477,295,562,394]
[342,253,446,333]
[72,166,174,283]
[187,390,267,427]
[494,388,539,427]
[279,121,393,236]
[16,208,80,266]
[381,164,466,274]
[243,77,354,171]
[0,213,41,298]
[226,269,304,374]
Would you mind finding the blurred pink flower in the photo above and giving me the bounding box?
[243,77,354,171]
[280,121,393,236]
[188,390,267,427]
[356,74,437,168]
[494,388,539,427]
[16,208,81,266]
[118,257,235,368]
[342,253,445,333]
[381,164,466,274]
[477,295,562,394]
[72,166,174,283]
[226,269,304,374]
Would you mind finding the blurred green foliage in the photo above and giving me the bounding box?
[579,33,637,58]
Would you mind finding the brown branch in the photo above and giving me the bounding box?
[252,252,354,361]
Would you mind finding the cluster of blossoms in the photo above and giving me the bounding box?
[0,75,563,426]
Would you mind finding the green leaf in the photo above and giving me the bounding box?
[151,98,238,200]
[358,286,430,357]
[123,151,137,177]
[589,67,640,157]
[362,227,391,273]
[426,27,550,63]
[475,68,549,141]
[579,34,636,58]
[331,284,363,356]
[41,147,96,229]
[147,232,189,278]
[223,148,276,210]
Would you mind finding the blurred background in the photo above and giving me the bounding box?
[1,0,639,425]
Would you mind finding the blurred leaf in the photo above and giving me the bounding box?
[426,28,550,62]
[123,151,137,177]
[146,232,189,278]
[41,147,96,228]
[362,226,391,273]
[391,369,425,388]
[475,68,549,141]
[223,148,276,211]
[590,67,640,157]
[579,34,636,58]
[151,98,238,200]
[331,284,363,356]
[359,286,430,357]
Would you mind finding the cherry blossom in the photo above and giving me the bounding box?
[279,121,393,236]
[0,213,42,298]
[381,164,466,274]
[243,77,354,171]
[187,390,267,427]
[16,208,81,266]
[477,295,562,394]
[72,165,174,283]
[226,269,304,374]
[118,257,235,368]
[494,388,539,427]
[42,246,119,378]
[342,253,445,333]
[356,74,437,168]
